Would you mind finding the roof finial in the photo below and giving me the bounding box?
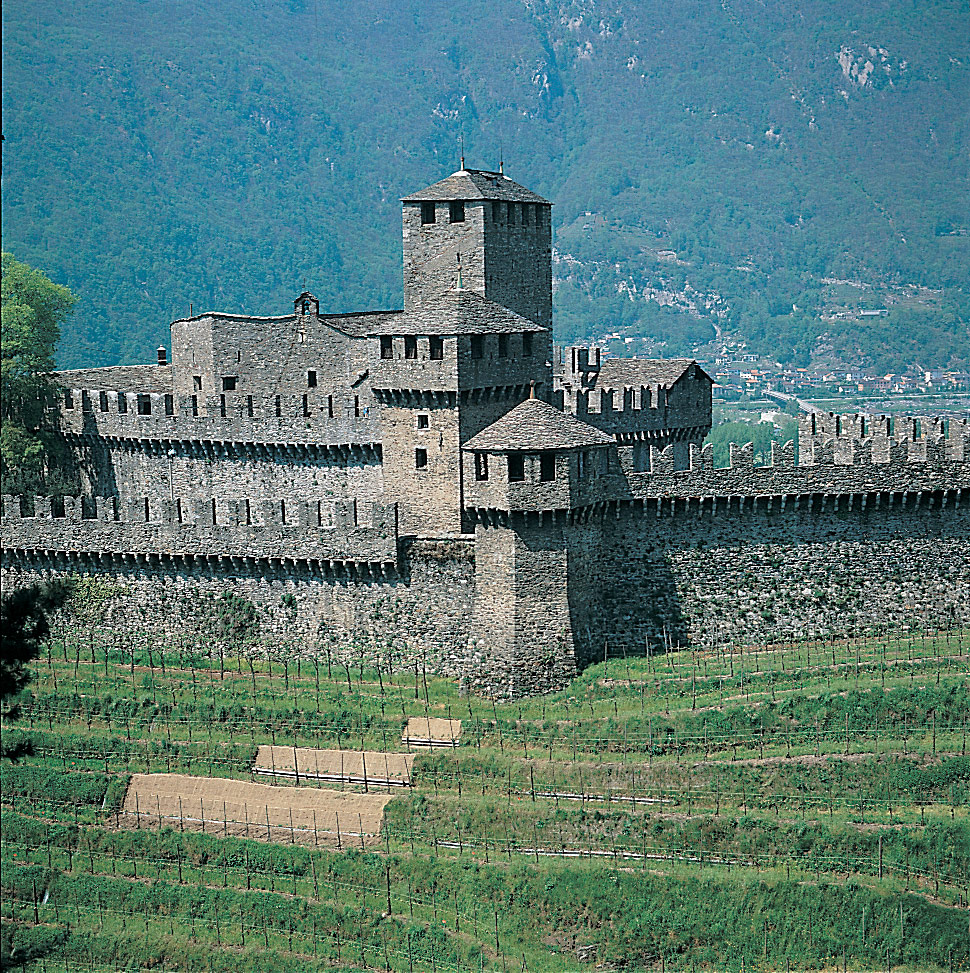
[499,142,504,176]
[459,126,465,172]
[456,251,464,291]
[529,380,536,399]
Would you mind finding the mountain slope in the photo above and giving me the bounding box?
[2,0,968,370]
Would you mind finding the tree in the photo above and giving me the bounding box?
[1,253,76,492]
[0,581,70,707]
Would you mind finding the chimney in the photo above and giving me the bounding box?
[157,346,168,366]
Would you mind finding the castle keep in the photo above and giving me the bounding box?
[3,168,969,695]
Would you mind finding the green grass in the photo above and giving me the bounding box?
[2,628,968,971]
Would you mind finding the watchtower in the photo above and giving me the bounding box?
[401,168,553,331]
[461,395,617,695]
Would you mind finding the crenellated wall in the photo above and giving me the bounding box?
[1,495,400,569]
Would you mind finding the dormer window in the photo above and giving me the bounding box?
[421,202,436,224]
[449,200,465,223]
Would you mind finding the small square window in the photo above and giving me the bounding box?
[380,336,393,359]
[416,414,429,429]
[405,336,418,359]
[222,376,237,391]
[540,452,556,481]
[470,335,484,359]
[449,200,465,223]
[421,201,436,224]
[522,332,533,357]
[429,336,444,360]
[497,334,509,358]
[193,375,202,391]
[508,453,525,482]
[415,448,428,469]
[307,370,317,388]
[475,453,489,481]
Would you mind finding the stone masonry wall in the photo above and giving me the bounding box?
[1,538,476,674]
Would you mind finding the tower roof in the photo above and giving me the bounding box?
[402,168,550,204]
[368,290,547,336]
[464,397,614,452]
[595,358,707,388]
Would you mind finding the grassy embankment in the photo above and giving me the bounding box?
[2,629,968,971]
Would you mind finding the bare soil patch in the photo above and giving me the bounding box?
[254,746,414,786]
[403,717,462,747]
[121,773,392,846]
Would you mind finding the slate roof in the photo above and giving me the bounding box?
[55,364,173,393]
[403,169,550,205]
[172,309,401,339]
[463,397,614,452]
[594,358,706,389]
[367,290,547,336]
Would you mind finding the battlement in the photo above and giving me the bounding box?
[0,495,399,568]
[628,427,970,501]
[56,387,381,448]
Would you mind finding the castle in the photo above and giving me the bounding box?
[2,168,969,695]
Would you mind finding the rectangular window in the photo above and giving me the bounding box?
[475,453,489,481]
[421,201,436,224]
[99,391,109,412]
[191,395,198,417]
[136,394,151,415]
[522,204,531,226]
[470,335,484,359]
[164,394,174,416]
[307,370,317,388]
[492,201,501,223]
[302,394,310,417]
[380,336,393,359]
[404,336,418,359]
[118,393,127,414]
[522,332,533,357]
[540,452,556,481]
[64,390,74,410]
[327,395,334,418]
[578,451,586,477]
[193,375,202,391]
[497,334,509,358]
[220,394,227,417]
[275,395,282,417]
[508,203,517,225]
[246,395,254,417]
[449,200,465,223]
[416,414,429,429]
[415,448,428,470]
[508,453,525,482]
[222,376,237,391]
[429,336,444,360]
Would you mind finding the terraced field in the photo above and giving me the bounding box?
[1,629,968,971]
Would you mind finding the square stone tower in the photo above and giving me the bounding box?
[371,169,555,537]
[401,168,552,331]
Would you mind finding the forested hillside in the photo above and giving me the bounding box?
[2,0,968,370]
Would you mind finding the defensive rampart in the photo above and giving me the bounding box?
[58,388,381,448]
[1,495,399,571]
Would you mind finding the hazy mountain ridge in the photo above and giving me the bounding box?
[2,0,967,370]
